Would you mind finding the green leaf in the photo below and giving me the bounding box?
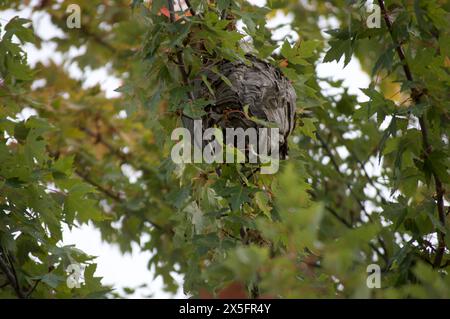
[298,117,317,140]
[323,39,352,66]
[4,17,35,43]
[64,183,103,224]
[254,191,272,218]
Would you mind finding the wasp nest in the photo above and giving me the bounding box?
[182,55,296,160]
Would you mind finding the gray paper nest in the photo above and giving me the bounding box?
[182,55,296,159]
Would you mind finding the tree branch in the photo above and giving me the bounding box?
[46,11,116,53]
[326,206,353,229]
[0,250,25,298]
[378,0,446,268]
[167,0,196,103]
[184,0,196,16]
[316,132,372,221]
[75,168,170,233]
[26,280,41,298]
[75,124,177,233]
[325,206,389,267]
[79,125,155,176]
[317,133,391,265]
[76,168,123,203]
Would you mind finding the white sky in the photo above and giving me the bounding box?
[2,0,374,298]
[63,223,185,298]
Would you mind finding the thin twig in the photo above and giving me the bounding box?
[47,11,115,53]
[26,279,41,298]
[325,206,389,267]
[317,133,390,264]
[326,206,353,229]
[184,0,196,16]
[75,169,168,232]
[76,169,123,202]
[316,132,371,220]
[167,0,196,103]
[0,281,10,288]
[79,125,155,176]
[5,252,21,295]
[0,251,25,298]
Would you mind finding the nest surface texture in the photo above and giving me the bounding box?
[183,55,297,159]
